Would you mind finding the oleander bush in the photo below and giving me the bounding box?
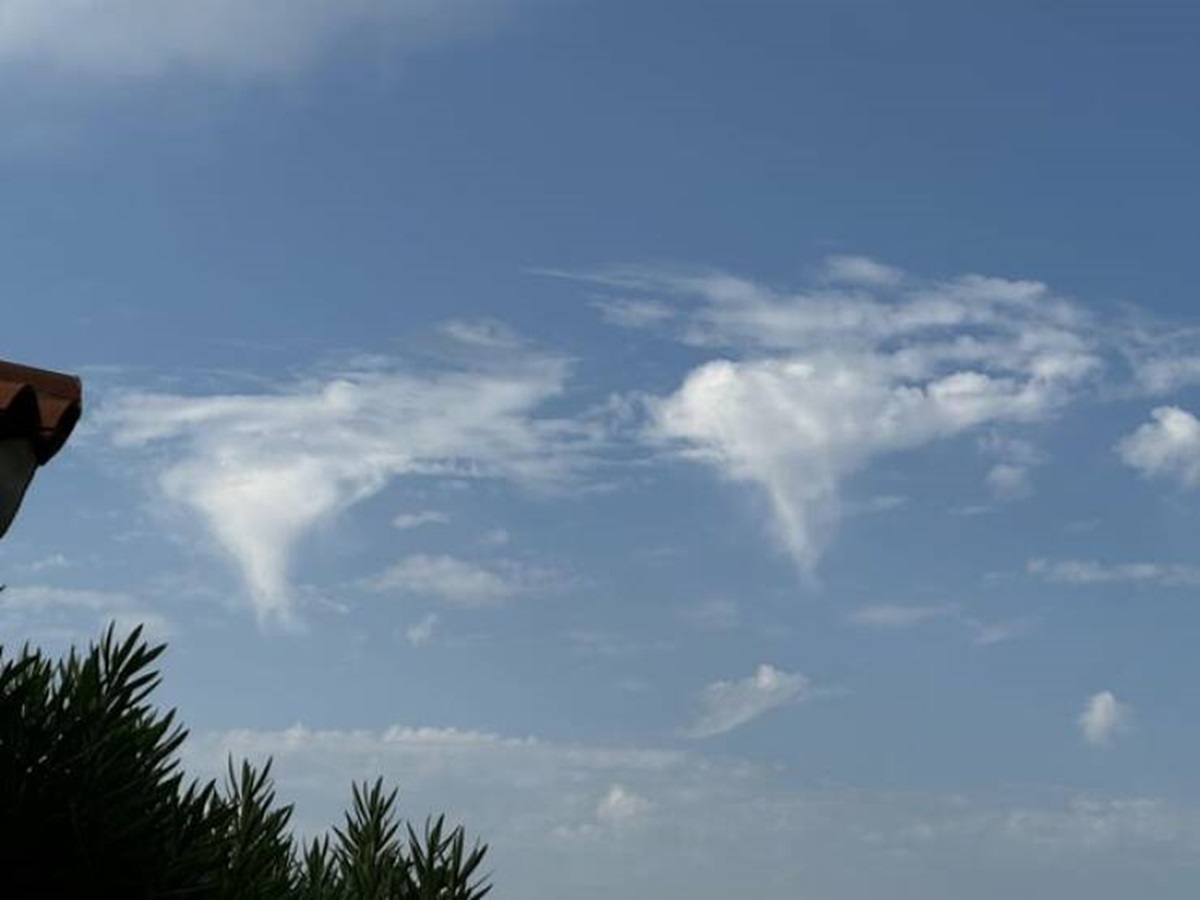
[0,625,491,900]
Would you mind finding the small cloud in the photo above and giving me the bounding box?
[685,664,812,739]
[393,510,450,530]
[480,528,511,547]
[681,598,740,631]
[1079,691,1132,746]
[24,553,71,573]
[595,785,652,826]
[822,255,905,287]
[0,0,513,83]
[366,554,555,607]
[1028,558,1200,587]
[405,613,439,647]
[986,463,1032,501]
[851,494,908,515]
[964,617,1032,646]
[591,297,676,329]
[1117,406,1200,488]
[847,604,956,629]
[441,318,526,350]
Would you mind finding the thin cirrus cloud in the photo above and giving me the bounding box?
[846,603,1029,646]
[684,664,813,739]
[1028,558,1200,588]
[365,554,557,608]
[0,0,516,82]
[98,350,583,625]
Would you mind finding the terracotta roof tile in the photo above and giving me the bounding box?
[0,360,82,465]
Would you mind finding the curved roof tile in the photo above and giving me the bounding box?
[0,361,82,465]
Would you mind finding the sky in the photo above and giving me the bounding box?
[3,1,1200,896]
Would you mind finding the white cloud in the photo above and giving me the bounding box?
[181,723,1200,900]
[405,612,438,647]
[1079,691,1132,746]
[847,604,956,628]
[0,0,512,82]
[986,463,1032,500]
[595,784,652,826]
[605,261,1102,571]
[367,554,552,607]
[964,617,1031,646]
[392,510,450,530]
[0,584,170,645]
[100,353,582,624]
[685,664,811,739]
[1116,406,1200,488]
[823,255,905,287]
[847,604,1029,646]
[591,297,676,329]
[1028,558,1200,587]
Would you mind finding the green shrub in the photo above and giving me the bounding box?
[0,625,491,900]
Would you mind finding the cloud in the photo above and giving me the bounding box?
[1079,692,1132,746]
[1116,406,1200,488]
[595,785,652,826]
[181,723,1200,900]
[587,260,1103,571]
[99,352,582,625]
[0,0,513,82]
[1028,558,1200,587]
[823,255,905,287]
[0,584,171,645]
[685,664,812,738]
[591,297,676,329]
[847,604,956,628]
[963,617,1032,646]
[405,612,438,647]
[847,604,1029,646]
[392,510,450,530]
[366,554,553,607]
[479,527,511,547]
[985,463,1032,500]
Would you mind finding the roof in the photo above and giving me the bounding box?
[0,360,83,465]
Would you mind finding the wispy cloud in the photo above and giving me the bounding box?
[574,259,1103,572]
[393,510,450,530]
[366,554,556,607]
[405,612,438,647]
[847,603,1029,646]
[99,350,584,625]
[0,0,514,83]
[1029,558,1200,587]
[847,604,956,628]
[1079,691,1132,746]
[0,584,171,644]
[184,723,1200,899]
[684,664,812,738]
[595,784,652,826]
[822,254,905,287]
[590,297,676,329]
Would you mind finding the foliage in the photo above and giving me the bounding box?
[0,625,492,900]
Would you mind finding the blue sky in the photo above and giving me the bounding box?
[4,2,1200,896]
